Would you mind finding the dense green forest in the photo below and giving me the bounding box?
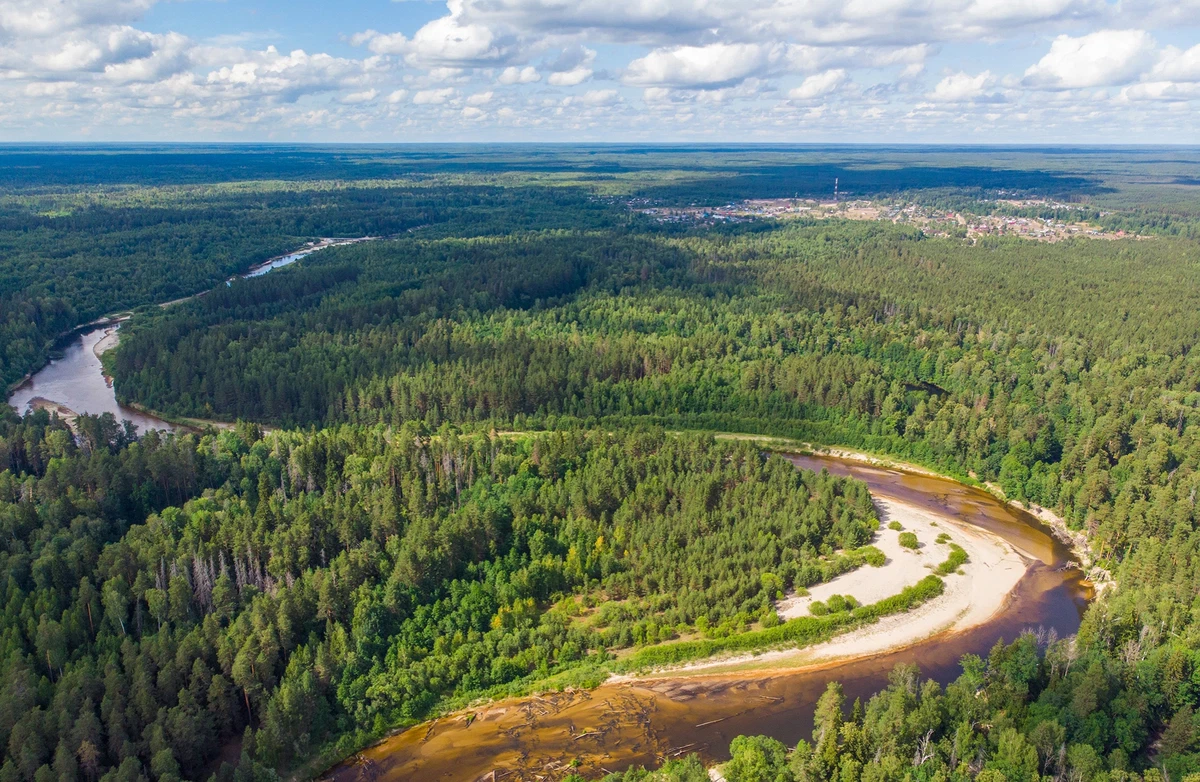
[7,146,1200,781]
[115,218,1200,545]
[6,142,1200,393]
[0,415,886,781]
[586,633,1200,781]
[0,179,619,391]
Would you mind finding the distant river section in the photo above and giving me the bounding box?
[7,324,177,432]
[6,237,376,434]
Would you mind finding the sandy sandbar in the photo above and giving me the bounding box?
[622,493,1030,679]
[93,327,120,358]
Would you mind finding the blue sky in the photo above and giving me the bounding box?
[2,0,1199,142]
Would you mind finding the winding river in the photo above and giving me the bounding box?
[6,237,374,431]
[325,455,1091,782]
[4,240,1092,782]
[7,323,179,432]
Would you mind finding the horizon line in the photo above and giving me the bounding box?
[1,141,1200,149]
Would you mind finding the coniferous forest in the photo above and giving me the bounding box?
[5,145,1200,782]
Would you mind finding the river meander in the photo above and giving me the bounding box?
[325,454,1091,782]
[3,243,1092,782]
[7,324,178,432]
[6,237,375,432]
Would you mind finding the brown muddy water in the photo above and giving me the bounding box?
[326,453,1091,782]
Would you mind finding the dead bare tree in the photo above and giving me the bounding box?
[913,730,935,767]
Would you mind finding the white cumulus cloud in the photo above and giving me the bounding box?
[623,43,785,89]
[928,70,994,101]
[2,0,1200,142]
[788,69,847,100]
[413,86,456,104]
[341,88,378,104]
[1152,43,1200,82]
[497,65,540,84]
[0,0,156,40]
[548,67,592,86]
[579,87,618,105]
[1024,29,1157,89]
[203,47,369,103]
[418,0,1109,48]
[404,15,511,67]
[547,45,595,86]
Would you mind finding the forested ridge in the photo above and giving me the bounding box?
[7,147,1200,781]
[117,220,1200,542]
[7,141,1199,394]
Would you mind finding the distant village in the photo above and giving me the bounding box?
[628,195,1133,243]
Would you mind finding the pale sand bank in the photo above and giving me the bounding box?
[92,327,120,357]
[777,501,961,619]
[27,397,80,430]
[622,494,1030,679]
[781,496,1027,665]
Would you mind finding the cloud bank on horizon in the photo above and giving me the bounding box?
[2,0,1199,142]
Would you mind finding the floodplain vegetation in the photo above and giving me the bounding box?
[4,146,1200,782]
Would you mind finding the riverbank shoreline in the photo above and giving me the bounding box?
[243,236,378,276]
[986,485,1113,593]
[7,339,1093,782]
[26,398,81,430]
[91,325,258,434]
[5,236,377,404]
[93,326,120,359]
[4,314,129,397]
[607,492,1028,683]
[708,434,1113,593]
[317,447,1084,782]
[119,401,226,433]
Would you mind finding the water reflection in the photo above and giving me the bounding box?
[7,325,177,432]
[243,249,311,278]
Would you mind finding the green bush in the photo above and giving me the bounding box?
[888,520,903,531]
[795,545,883,589]
[824,594,860,613]
[810,600,829,616]
[899,531,919,549]
[608,576,946,673]
[936,544,968,575]
[860,546,886,567]
[849,576,945,621]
